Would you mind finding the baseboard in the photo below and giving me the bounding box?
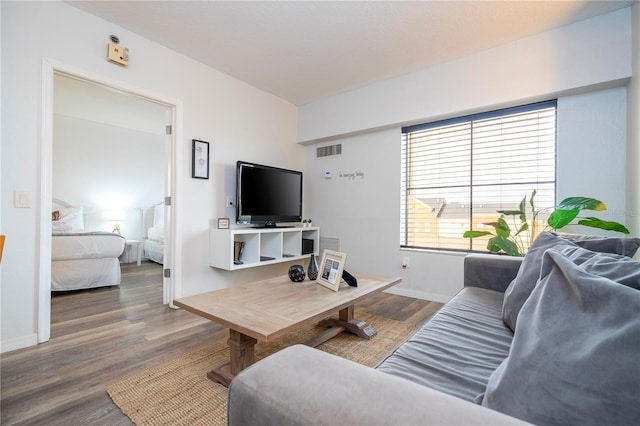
[384,287,453,304]
[1,333,38,354]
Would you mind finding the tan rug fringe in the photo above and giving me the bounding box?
[106,313,416,426]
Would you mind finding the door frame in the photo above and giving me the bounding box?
[39,58,183,342]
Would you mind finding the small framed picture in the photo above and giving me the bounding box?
[217,217,230,229]
[192,139,209,179]
[316,250,347,292]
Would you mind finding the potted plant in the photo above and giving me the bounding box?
[463,191,630,256]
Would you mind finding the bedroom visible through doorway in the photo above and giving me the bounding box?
[51,73,170,326]
[39,62,181,344]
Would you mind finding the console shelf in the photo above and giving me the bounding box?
[210,226,319,270]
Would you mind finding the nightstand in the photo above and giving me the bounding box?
[124,240,142,266]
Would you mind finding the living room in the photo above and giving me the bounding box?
[1,1,639,423]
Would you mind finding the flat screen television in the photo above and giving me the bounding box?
[236,161,303,227]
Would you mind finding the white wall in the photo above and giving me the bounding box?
[303,8,634,302]
[1,1,301,352]
[557,88,628,233]
[53,114,165,239]
[299,8,631,143]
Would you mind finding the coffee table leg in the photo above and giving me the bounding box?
[207,329,257,387]
[313,304,377,345]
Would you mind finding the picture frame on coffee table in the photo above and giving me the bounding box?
[317,250,347,292]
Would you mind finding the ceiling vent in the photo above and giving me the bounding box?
[316,144,342,158]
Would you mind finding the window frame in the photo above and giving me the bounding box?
[400,100,557,253]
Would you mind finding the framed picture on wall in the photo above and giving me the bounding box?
[316,250,347,292]
[192,139,209,179]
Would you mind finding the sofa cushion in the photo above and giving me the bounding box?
[555,245,640,289]
[376,287,512,402]
[483,250,640,426]
[502,231,640,331]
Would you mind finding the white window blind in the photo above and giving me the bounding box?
[401,101,557,252]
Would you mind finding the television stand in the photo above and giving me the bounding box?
[210,226,319,271]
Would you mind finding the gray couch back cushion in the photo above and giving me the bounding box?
[483,249,640,426]
[502,232,640,331]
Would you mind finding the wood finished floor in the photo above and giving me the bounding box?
[1,261,442,425]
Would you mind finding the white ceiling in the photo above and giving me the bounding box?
[68,0,634,106]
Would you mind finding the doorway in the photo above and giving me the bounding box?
[39,60,182,343]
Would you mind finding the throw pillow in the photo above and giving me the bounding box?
[557,232,640,257]
[502,231,640,331]
[483,250,640,426]
[555,245,640,289]
[58,206,84,230]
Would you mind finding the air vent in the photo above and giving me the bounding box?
[316,144,342,158]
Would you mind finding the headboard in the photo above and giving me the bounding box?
[52,197,73,210]
[143,202,165,235]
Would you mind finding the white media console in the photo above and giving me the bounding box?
[210,226,320,270]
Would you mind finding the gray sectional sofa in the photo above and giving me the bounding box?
[228,232,640,425]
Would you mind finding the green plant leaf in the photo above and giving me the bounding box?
[487,238,502,253]
[497,210,523,216]
[498,195,527,223]
[547,209,580,229]
[487,218,511,237]
[516,222,529,236]
[530,189,537,210]
[518,196,527,222]
[577,217,630,234]
[557,197,606,212]
[463,230,493,238]
[488,235,522,257]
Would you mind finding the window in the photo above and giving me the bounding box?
[400,101,557,252]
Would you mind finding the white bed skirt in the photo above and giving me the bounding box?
[144,239,164,264]
[52,258,121,291]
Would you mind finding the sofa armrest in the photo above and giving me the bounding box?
[464,253,522,293]
[228,345,529,426]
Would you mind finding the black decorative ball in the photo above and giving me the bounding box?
[288,265,306,282]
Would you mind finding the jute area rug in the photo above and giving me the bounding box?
[106,313,417,426]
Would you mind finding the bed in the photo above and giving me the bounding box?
[51,200,126,291]
[143,202,165,264]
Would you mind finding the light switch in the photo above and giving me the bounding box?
[14,190,31,208]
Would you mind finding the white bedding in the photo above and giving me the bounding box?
[144,238,164,264]
[51,229,126,291]
[143,202,165,264]
[52,258,121,291]
[52,231,126,261]
[146,227,164,243]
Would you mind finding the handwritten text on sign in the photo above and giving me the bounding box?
[339,170,365,180]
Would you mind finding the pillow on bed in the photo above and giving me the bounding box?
[52,221,72,232]
[147,227,164,242]
[59,206,84,230]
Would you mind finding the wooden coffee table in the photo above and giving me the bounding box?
[173,273,400,386]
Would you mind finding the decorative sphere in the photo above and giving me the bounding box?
[288,265,306,282]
